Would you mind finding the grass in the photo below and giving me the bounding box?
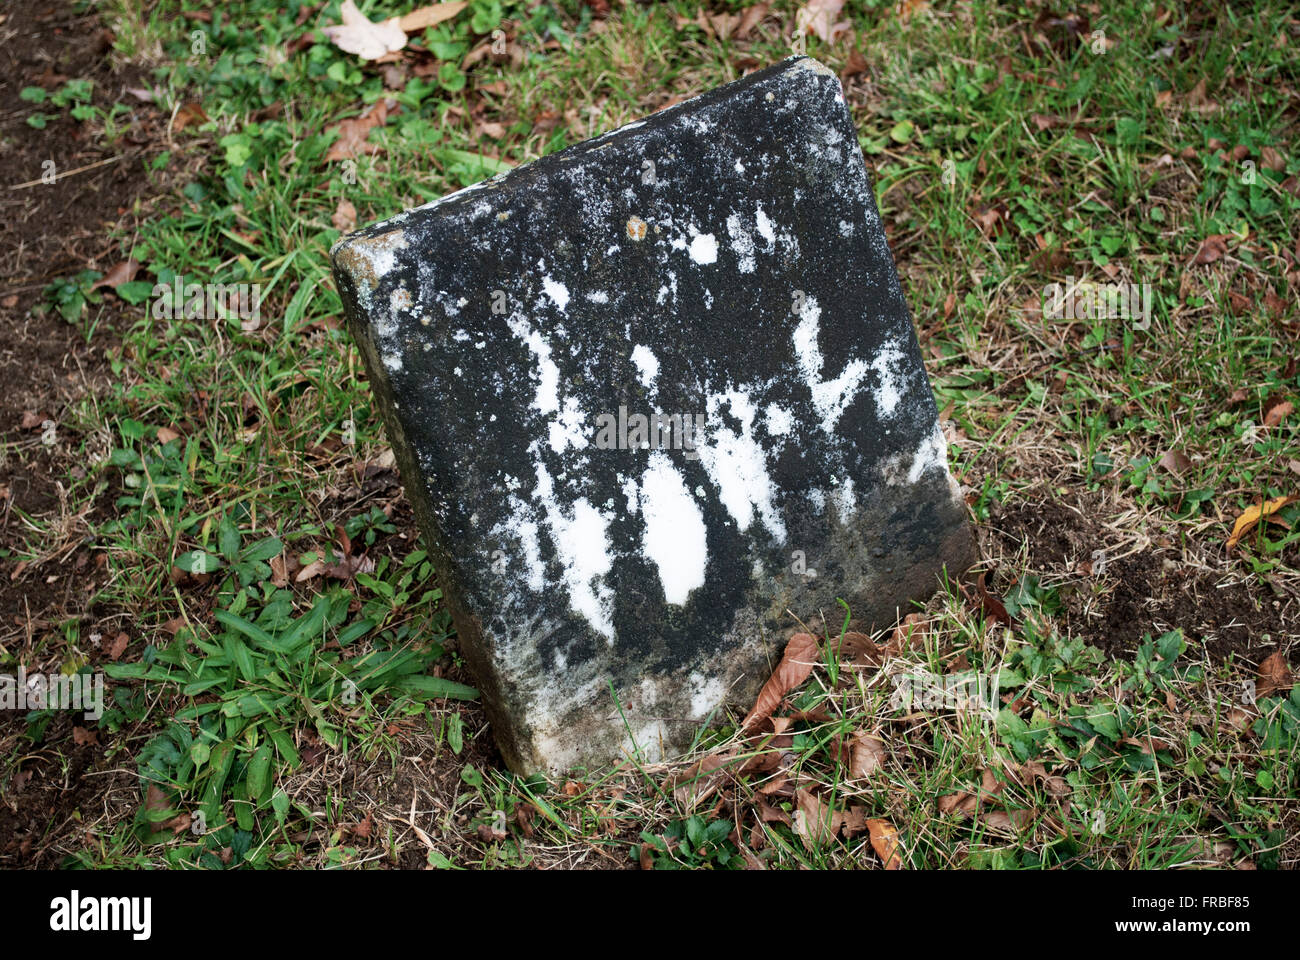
[2,0,1297,869]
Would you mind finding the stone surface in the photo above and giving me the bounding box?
[331,56,973,775]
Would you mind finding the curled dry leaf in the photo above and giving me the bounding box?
[322,0,407,60]
[796,0,849,45]
[742,632,819,730]
[332,198,358,232]
[836,630,884,664]
[1259,145,1285,173]
[975,571,1012,626]
[983,808,1036,832]
[324,100,390,162]
[1191,234,1230,265]
[867,818,903,869]
[1256,651,1293,700]
[665,750,735,812]
[848,731,886,778]
[885,613,926,655]
[1226,495,1296,550]
[173,101,208,130]
[794,788,844,850]
[1264,401,1293,428]
[1157,450,1192,475]
[735,2,769,40]
[398,2,468,33]
[90,259,142,292]
[1020,761,1071,797]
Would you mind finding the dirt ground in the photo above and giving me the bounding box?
[0,0,161,866]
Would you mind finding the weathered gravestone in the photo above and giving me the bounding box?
[331,56,973,774]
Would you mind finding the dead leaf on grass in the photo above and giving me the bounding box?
[1191,234,1230,265]
[398,2,467,33]
[324,100,390,162]
[322,0,407,60]
[796,0,850,45]
[794,788,844,850]
[1157,449,1193,475]
[90,259,141,292]
[742,632,819,730]
[867,818,903,869]
[332,198,358,232]
[1264,401,1293,428]
[1226,496,1296,550]
[1257,651,1293,700]
[848,731,886,778]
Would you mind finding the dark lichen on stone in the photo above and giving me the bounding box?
[331,56,973,774]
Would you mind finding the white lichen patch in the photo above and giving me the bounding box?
[792,293,870,432]
[639,452,708,605]
[688,229,718,265]
[631,344,659,390]
[698,389,787,542]
[542,276,570,312]
[726,212,756,273]
[870,338,910,419]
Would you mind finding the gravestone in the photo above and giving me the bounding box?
[331,56,973,774]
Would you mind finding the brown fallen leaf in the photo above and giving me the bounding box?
[90,259,142,292]
[156,426,181,444]
[794,788,844,850]
[332,198,358,232]
[322,0,407,60]
[72,726,97,746]
[107,631,129,661]
[325,100,390,162]
[972,202,1009,237]
[836,629,884,664]
[1157,450,1193,475]
[756,796,791,825]
[983,807,1036,832]
[1256,651,1293,700]
[295,559,327,582]
[867,818,903,869]
[1187,77,1218,112]
[665,750,735,811]
[796,0,850,45]
[742,632,819,730]
[1191,234,1230,265]
[735,1,769,40]
[398,2,468,33]
[885,613,927,655]
[1020,761,1072,797]
[937,791,979,817]
[1264,401,1293,428]
[1259,145,1285,173]
[173,101,208,130]
[848,731,886,778]
[1226,495,1296,550]
[975,571,1012,626]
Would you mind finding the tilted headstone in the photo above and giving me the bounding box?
[331,57,973,774]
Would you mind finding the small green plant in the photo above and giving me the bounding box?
[635,816,743,870]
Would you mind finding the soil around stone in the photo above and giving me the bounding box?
[981,494,1299,667]
[0,0,159,867]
